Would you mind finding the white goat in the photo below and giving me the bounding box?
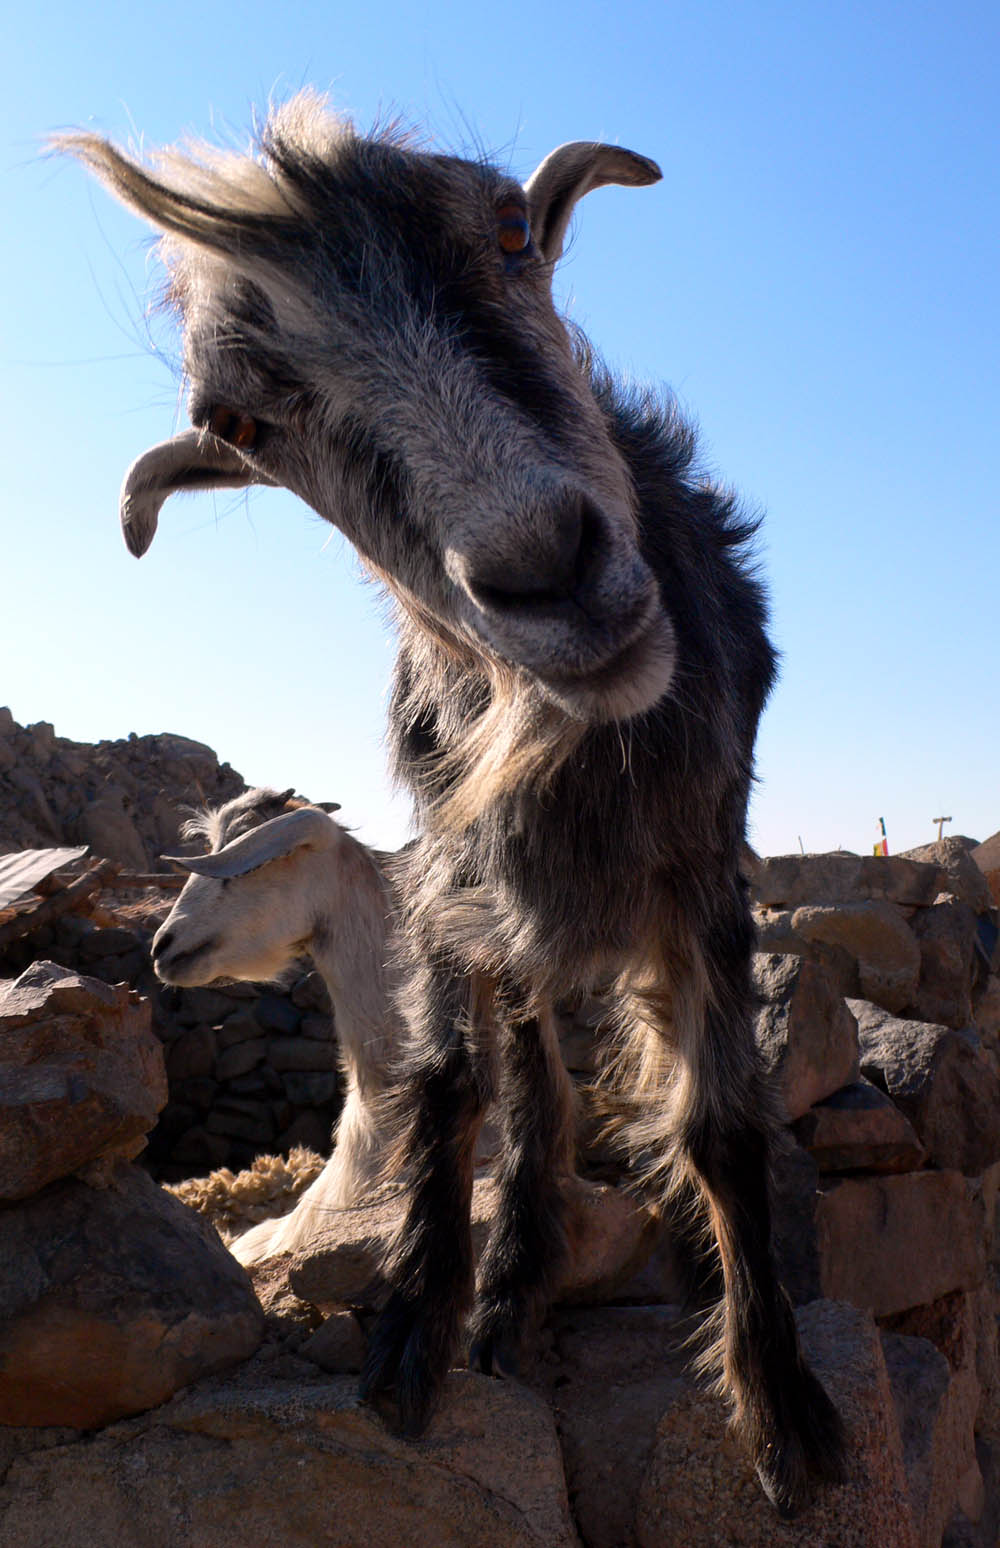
[153,787,399,1264]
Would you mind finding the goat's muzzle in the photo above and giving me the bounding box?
[450,491,675,721]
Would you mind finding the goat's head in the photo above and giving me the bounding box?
[152,788,347,986]
[59,94,674,725]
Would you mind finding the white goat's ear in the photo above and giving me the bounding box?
[160,806,337,879]
[524,142,662,263]
[120,429,277,557]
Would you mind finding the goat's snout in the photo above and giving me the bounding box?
[460,491,607,614]
[151,927,172,963]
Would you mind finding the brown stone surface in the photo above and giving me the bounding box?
[278,1172,658,1314]
[635,1300,917,1548]
[0,961,166,1200]
[548,1304,688,1548]
[883,1330,980,1548]
[790,902,921,1014]
[753,953,860,1120]
[0,1365,579,1548]
[902,838,993,915]
[972,831,1000,909]
[851,999,1000,1174]
[907,897,980,1030]
[750,851,946,908]
[792,1079,926,1174]
[0,1162,263,1428]
[815,1172,985,1317]
[299,1310,367,1373]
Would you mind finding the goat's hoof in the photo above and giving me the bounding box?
[468,1331,520,1379]
[359,1290,451,1437]
[754,1449,811,1519]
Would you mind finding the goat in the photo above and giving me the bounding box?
[62,95,844,1512]
[152,786,398,1263]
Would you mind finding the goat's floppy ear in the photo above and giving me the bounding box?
[161,806,336,879]
[524,142,662,263]
[120,430,277,557]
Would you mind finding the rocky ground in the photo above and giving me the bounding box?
[2,709,1000,1546]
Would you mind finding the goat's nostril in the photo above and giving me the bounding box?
[465,494,605,613]
[152,930,172,961]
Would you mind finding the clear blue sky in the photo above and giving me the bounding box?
[4,1,998,855]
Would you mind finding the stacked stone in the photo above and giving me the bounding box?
[0,908,341,1183]
[0,960,262,1431]
[748,842,1000,1548]
[154,969,338,1182]
[4,839,1000,1547]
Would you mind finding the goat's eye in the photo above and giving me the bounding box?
[496,204,531,256]
[208,405,258,451]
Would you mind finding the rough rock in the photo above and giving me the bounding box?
[749,851,946,908]
[815,1172,984,1316]
[907,897,980,1030]
[972,830,1000,909]
[0,961,166,1200]
[0,709,245,861]
[0,1365,579,1548]
[851,999,1000,1174]
[883,1331,980,1548]
[299,1309,367,1373]
[271,1173,658,1314]
[548,1304,689,1548]
[635,1300,917,1548]
[789,902,921,1014]
[753,953,860,1119]
[902,838,993,915]
[792,1079,926,1174]
[0,1162,263,1427]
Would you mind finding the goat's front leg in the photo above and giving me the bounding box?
[620,889,845,1516]
[469,1000,576,1377]
[360,962,495,1435]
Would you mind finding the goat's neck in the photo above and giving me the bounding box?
[307,894,397,1088]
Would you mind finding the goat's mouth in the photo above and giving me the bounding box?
[540,605,676,721]
[152,936,219,985]
[462,576,675,722]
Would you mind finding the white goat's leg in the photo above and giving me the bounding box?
[230,1075,383,1265]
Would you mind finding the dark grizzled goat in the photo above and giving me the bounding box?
[60,93,844,1513]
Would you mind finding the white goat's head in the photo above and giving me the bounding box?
[58,93,673,726]
[152,787,369,988]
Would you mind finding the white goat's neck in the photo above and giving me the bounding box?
[305,847,399,1094]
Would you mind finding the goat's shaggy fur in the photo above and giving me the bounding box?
[65,96,844,1513]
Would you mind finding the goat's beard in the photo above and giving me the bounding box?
[426,666,589,833]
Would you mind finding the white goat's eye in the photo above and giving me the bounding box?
[496,204,531,256]
[208,405,258,450]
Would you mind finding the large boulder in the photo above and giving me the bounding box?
[788,902,921,1014]
[972,831,1000,909]
[851,999,1000,1174]
[635,1301,918,1548]
[815,1172,985,1317]
[792,1079,926,1175]
[0,961,166,1200]
[749,852,946,909]
[901,838,993,915]
[267,1173,658,1316]
[547,1304,688,1548]
[753,953,860,1119]
[0,1162,263,1428]
[0,1365,578,1548]
[907,897,981,1030]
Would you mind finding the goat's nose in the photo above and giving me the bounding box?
[152,928,172,962]
[461,493,607,613]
